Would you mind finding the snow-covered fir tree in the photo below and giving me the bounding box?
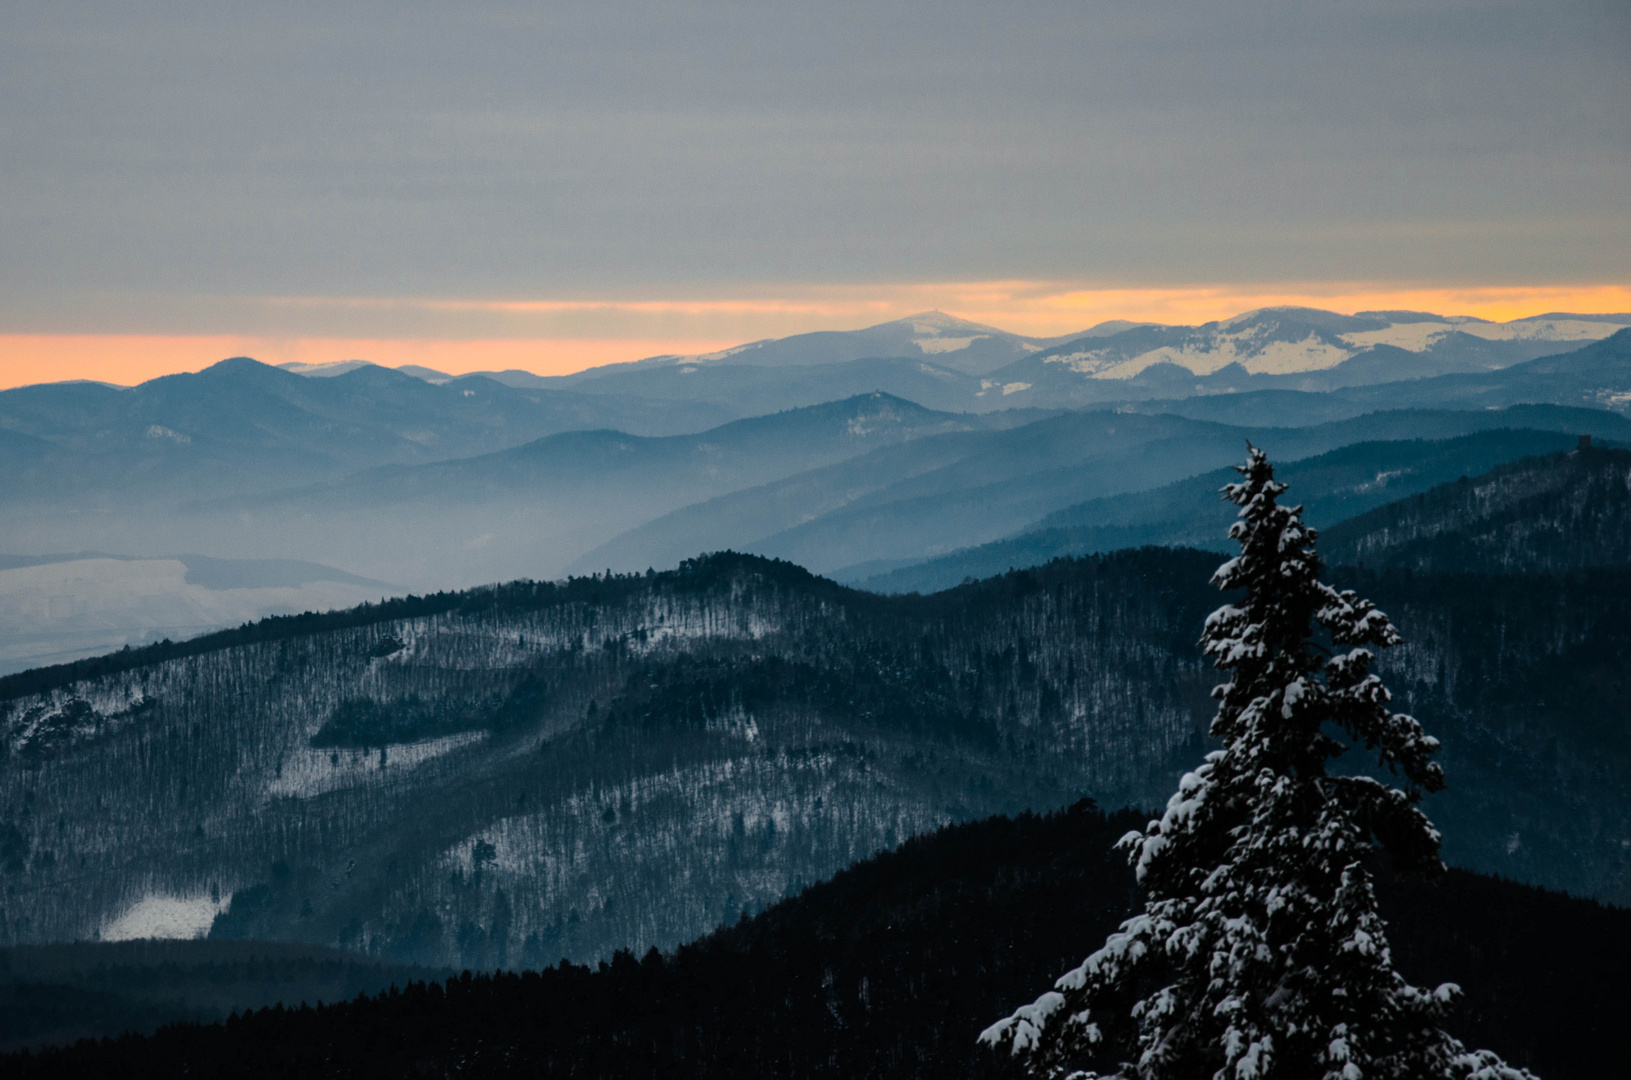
[981,446,1536,1080]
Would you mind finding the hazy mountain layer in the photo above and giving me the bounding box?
[0,551,1626,974]
[0,359,737,504]
[498,355,996,415]
[851,423,1630,593]
[6,328,1631,602]
[584,405,1631,579]
[0,393,1036,594]
[0,555,395,676]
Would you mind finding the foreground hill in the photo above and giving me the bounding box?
[9,802,1626,1079]
[1,551,1628,972]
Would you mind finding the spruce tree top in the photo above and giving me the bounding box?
[982,446,1535,1080]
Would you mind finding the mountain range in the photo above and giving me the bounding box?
[3,316,1630,665]
[4,448,1630,979]
[2,309,1626,1072]
[0,358,737,504]
[276,308,1631,419]
[852,422,1630,594]
[581,404,1631,581]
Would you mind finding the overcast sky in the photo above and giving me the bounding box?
[1,1,1627,375]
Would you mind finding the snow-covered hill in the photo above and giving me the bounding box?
[278,307,1626,416]
[1,551,1627,972]
[975,308,1631,407]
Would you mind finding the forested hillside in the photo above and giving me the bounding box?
[0,552,1217,968]
[9,803,1626,1079]
[1323,443,1631,572]
[1,550,1628,971]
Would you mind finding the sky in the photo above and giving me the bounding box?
[2,1,1627,387]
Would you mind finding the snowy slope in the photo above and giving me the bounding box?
[1,551,1627,974]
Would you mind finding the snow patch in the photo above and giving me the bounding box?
[1340,324,1452,351]
[1458,319,1628,343]
[1002,382,1032,395]
[267,731,487,800]
[102,894,225,941]
[914,335,987,354]
[1049,332,1352,380]
[145,425,191,444]
[691,341,765,362]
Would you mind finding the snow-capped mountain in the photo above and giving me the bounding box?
[1033,308,1630,382]
[567,310,1108,379]
[269,307,1631,415]
[974,307,1631,407]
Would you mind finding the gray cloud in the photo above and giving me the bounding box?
[1,0,1627,327]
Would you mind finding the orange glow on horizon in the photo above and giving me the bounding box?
[3,282,1627,390]
[0,336,745,390]
[979,283,1631,334]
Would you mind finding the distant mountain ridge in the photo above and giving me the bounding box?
[580,405,1631,580]
[532,310,1103,381]
[848,423,1629,594]
[0,357,737,502]
[269,308,1631,416]
[1132,326,1631,428]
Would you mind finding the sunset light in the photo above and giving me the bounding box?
[5,282,1627,389]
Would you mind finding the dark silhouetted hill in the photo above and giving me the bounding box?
[6,802,1624,1079]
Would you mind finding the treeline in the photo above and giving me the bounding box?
[3,549,1630,966]
[8,801,1626,1080]
[0,553,834,705]
[1323,444,1631,573]
[0,940,448,1052]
